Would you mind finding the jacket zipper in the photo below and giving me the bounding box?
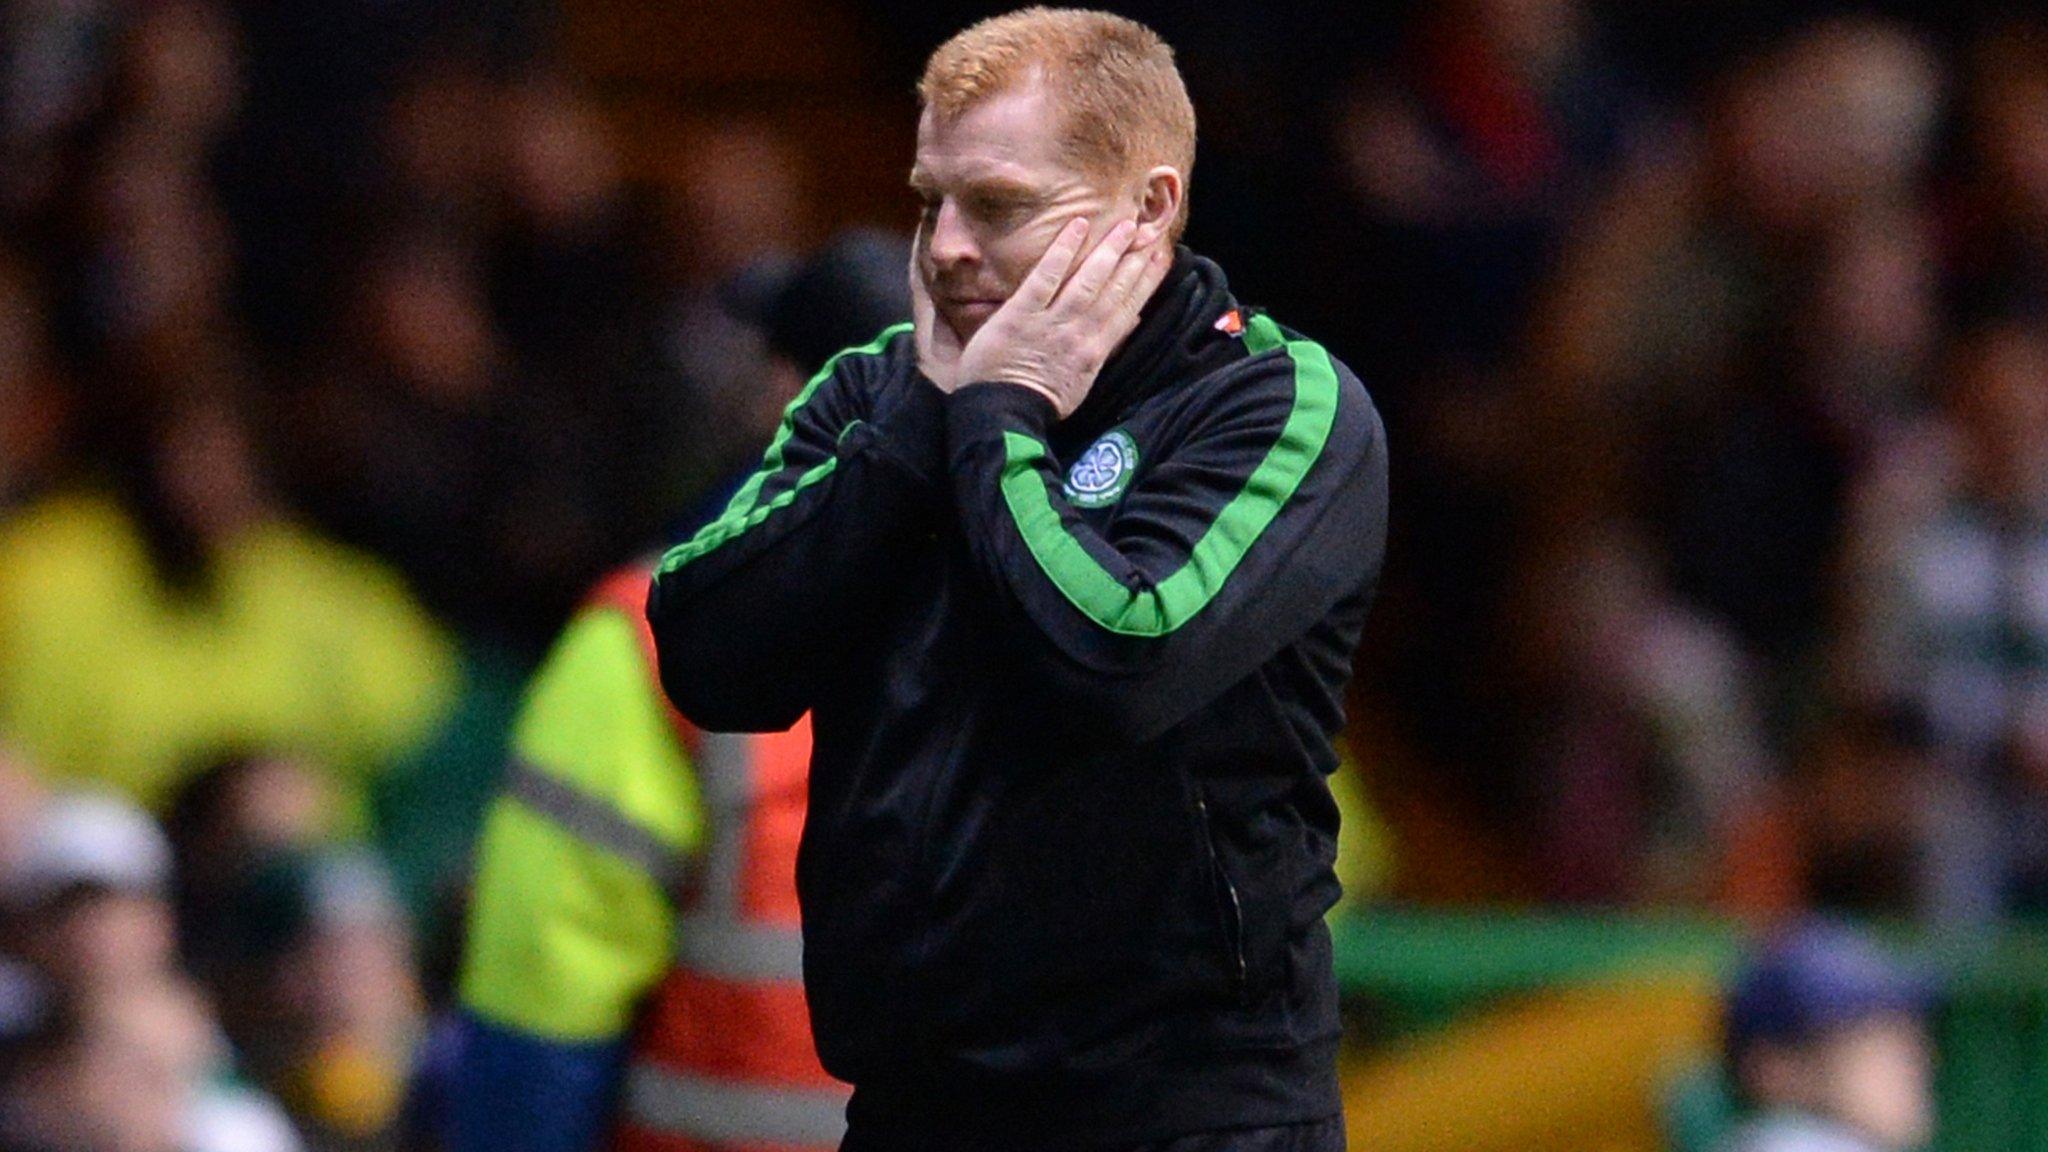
[1193,787,1250,996]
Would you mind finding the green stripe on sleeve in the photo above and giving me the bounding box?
[657,323,911,574]
[995,313,1338,638]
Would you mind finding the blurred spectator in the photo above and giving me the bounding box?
[667,124,811,290]
[1525,16,1941,539]
[273,219,635,658]
[212,852,421,1152]
[488,74,678,594]
[1330,0,1655,868]
[0,386,458,819]
[493,76,632,337]
[1653,201,1939,673]
[0,974,301,1152]
[702,227,916,518]
[723,229,911,397]
[164,753,336,985]
[1838,314,2048,922]
[51,0,244,384]
[653,124,819,512]
[1717,921,1935,1152]
[1805,205,1942,438]
[116,2,241,148]
[1945,19,2048,322]
[1503,527,1779,907]
[7,791,177,996]
[1,989,187,1152]
[1331,0,1651,368]
[166,755,335,900]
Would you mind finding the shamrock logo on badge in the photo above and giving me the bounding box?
[1064,429,1140,509]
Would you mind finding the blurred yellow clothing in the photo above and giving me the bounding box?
[0,491,458,824]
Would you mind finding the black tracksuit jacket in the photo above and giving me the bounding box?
[647,249,1389,1148]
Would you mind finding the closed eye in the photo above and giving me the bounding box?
[966,195,1034,226]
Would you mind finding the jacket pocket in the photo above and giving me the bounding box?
[1192,781,1251,1002]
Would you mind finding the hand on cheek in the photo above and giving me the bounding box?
[955,216,1173,418]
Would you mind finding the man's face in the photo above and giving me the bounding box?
[1816,1014,1933,1151]
[35,888,177,990]
[912,75,1138,341]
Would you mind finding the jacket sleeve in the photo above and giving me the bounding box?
[647,325,946,731]
[944,315,1388,744]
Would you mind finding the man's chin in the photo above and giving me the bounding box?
[941,301,1000,342]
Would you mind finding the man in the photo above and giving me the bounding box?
[1716,922,1935,1152]
[8,791,180,994]
[448,233,910,1152]
[648,9,1388,1151]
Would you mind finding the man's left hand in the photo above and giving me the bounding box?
[954,218,1171,419]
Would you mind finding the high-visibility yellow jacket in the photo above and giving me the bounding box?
[456,565,845,1152]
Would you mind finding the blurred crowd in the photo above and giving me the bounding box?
[0,1,811,1147]
[6,0,2048,1147]
[0,768,422,1152]
[1319,2,2048,928]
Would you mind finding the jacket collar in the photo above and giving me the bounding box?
[1059,246,1242,446]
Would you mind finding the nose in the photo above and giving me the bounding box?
[926,200,978,271]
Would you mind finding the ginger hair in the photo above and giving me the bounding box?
[919,7,1195,238]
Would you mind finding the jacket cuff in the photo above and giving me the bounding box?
[857,373,949,486]
[946,382,1058,471]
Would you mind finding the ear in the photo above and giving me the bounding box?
[1131,165,1184,249]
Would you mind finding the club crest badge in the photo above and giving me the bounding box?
[1064,429,1140,509]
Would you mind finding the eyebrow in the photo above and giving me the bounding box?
[907,169,1044,205]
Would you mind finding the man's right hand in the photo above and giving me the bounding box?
[910,220,964,392]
